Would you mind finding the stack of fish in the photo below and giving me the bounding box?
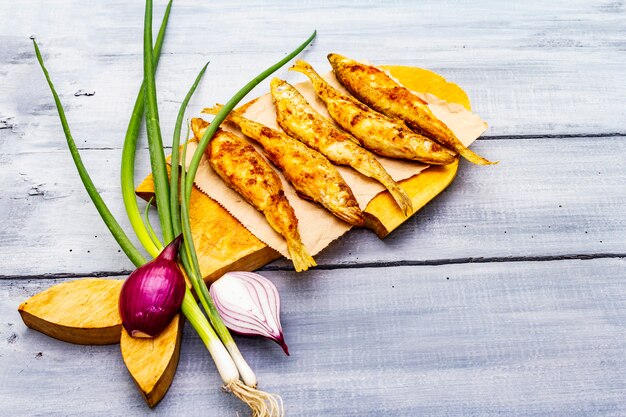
[196,54,495,272]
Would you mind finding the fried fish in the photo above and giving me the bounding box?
[327,53,495,166]
[191,118,316,272]
[270,78,413,216]
[202,105,364,226]
[289,60,455,165]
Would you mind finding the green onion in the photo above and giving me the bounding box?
[32,38,245,407]
[168,69,249,383]
[32,38,146,267]
[143,0,174,244]
[35,1,316,412]
[120,0,172,259]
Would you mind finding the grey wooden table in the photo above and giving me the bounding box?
[2,1,625,416]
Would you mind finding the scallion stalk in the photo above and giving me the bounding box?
[138,3,290,413]
[143,197,163,251]
[32,36,228,355]
[178,30,317,389]
[170,62,208,237]
[120,0,172,259]
[32,38,146,267]
[143,0,174,244]
[182,288,239,383]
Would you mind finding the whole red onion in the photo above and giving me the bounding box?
[118,235,186,338]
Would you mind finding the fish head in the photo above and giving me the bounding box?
[327,53,351,69]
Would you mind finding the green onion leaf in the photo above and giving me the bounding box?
[121,0,172,258]
[170,63,209,237]
[143,197,163,250]
[32,38,146,268]
[144,0,174,244]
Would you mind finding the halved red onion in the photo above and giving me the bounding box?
[210,272,289,355]
[118,235,186,338]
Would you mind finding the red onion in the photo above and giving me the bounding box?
[118,235,186,338]
[210,272,289,355]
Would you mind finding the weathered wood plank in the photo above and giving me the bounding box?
[2,137,624,276]
[2,258,625,416]
[1,0,625,155]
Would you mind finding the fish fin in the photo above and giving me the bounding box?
[190,117,209,140]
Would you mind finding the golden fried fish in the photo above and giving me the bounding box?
[192,119,316,272]
[327,53,496,166]
[270,78,413,216]
[290,60,455,165]
[202,105,365,226]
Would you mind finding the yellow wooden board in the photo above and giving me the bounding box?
[18,279,124,345]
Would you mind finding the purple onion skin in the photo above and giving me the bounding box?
[226,323,290,356]
[210,271,289,355]
[118,235,186,338]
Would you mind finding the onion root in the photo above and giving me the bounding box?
[225,379,283,417]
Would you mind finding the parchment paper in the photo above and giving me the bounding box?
[183,72,487,260]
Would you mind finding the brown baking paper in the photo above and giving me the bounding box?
[182,71,487,261]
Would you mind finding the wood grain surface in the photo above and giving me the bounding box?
[1,0,625,415]
[2,259,626,416]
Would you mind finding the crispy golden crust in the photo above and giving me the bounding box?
[327,53,495,165]
[197,125,315,272]
[270,78,412,216]
[290,60,455,165]
[202,105,364,226]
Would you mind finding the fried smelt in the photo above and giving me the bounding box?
[203,105,364,226]
[270,78,412,216]
[327,53,496,165]
[290,60,455,165]
[202,124,315,272]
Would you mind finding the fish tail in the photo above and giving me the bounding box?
[386,181,413,216]
[202,103,241,124]
[201,104,223,116]
[330,203,365,226]
[420,119,497,166]
[202,104,252,130]
[354,154,413,216]
[287,241,316,272]
[289,60,315,76]
[458,147,498,165]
